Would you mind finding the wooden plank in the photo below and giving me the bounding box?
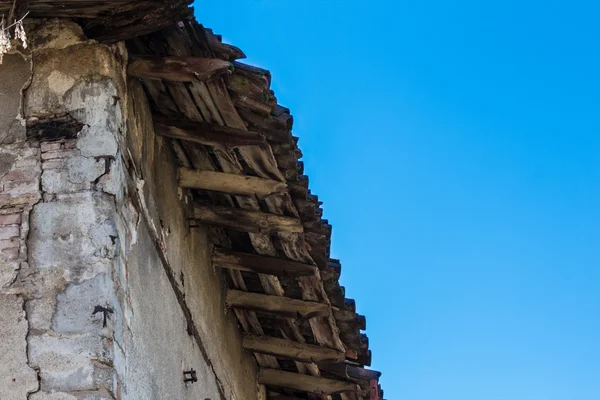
[258,369,359,396]
[193,205,303,235]
[179,168,287,198]
[153,114,268,148]
[128,55,233,82]
[213,248,316,278]
[226,290,330,319]
[243,335,345,363]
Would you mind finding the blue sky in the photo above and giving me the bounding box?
[197,2,600,399]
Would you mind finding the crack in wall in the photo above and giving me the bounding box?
[128,178,229,400]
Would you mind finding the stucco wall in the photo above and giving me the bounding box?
[0,19,257,400]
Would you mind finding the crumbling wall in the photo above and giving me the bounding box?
[0,18,257,400]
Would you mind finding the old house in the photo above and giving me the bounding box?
[0,1,383,399]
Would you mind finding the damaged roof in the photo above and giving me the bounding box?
[1,0,384,398]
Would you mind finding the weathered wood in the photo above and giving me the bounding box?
[128,55,233,82]
[317,363,381,381]
[226,73,270,98]
[258,369,359,395]
[153,114,268,148]
[205,28,246,61]
[333,309,367,331]
[243,335,345,363]
[226,290,329,319]
[213,248,316,277]
[179,168,287,198]
[83,0,193,42]
[231,90,277,115]
[193,205,303,235]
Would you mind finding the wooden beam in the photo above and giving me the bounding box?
[243,335,345,363]
[83,1,193,43]
[212,248,316,278]
[153,115,268,148]
[129,55,233,82]
[317,363,381,381]
[179,168,286,198]
[193,205,303,235]
[226,290,329,319]
[258,368,360,395]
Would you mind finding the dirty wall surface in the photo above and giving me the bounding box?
[0,19,257,400]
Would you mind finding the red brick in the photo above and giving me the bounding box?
[41,149,80,160]
[42,159,64,170]
[41,142,63,152]
[0,226,20,240]
[0,237,19,249]
[1,170,36,182]
[0,214,21,225]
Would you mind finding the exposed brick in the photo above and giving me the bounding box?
[41,149,80,161]
[14,157,40,168]
[41,142,63,152]
[63,139,78,149]
[41,159,65,170]
[0,226,20,240]
[0,247,19,260]
[0,193,40,208]
[0,214,21,225]
[0,237,19,249]
[1,170,37,182]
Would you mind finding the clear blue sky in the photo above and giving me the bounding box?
[197,2,600,399]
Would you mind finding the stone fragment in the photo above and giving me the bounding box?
[0,295,39,398]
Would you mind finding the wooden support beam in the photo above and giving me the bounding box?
[226,290,329,319]
[153,115,268,148]
[317,363,381,381]
[258,368,360,396]
[179,168,287,198]
[128,55,233,82]
[193,205,303,235]
[243,335,345,363]
[213,248,317,277]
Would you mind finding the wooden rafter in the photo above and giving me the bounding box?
[212,248,317,278]
[193,205,304,235]
[179,168,287,198]
[243,335,345,363]
[226,290,330,319]
[258,368,360,396]
[153,114,268,148]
